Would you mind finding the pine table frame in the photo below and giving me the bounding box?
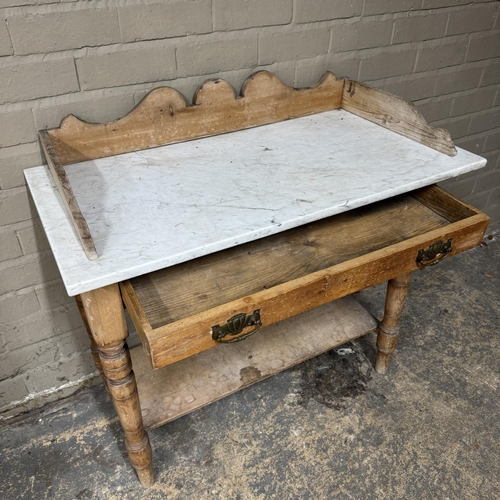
[33,72,489,487]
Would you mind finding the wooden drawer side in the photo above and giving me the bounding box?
[410,184,478,222]
[121,280,153,355]
[122,188,489,369]
[131,192,451,330]
[143,213,487,368]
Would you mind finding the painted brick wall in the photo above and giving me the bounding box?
[0,0,499,418]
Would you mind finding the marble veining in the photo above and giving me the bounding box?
[25,109,486,296]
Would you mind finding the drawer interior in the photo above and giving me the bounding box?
[129,185,478,330]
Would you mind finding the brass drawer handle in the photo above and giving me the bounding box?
[416,238,452,268]
[212,310,262,343]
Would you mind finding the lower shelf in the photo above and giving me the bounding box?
[131,296,377,430]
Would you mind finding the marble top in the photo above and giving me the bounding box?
[25,109,486,296]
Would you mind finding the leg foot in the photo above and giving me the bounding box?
[136,464,155,488]
[376,273,411,374]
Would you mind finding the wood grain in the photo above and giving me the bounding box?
[80,284,127,346]
[375,273,412,374]
[147,214,487,369]
[81,283,154,487]
[130,297,377,430]
[98,341,154,487]
[410,184,477,222]
[124,190,489,369]
[120,280,153,356]
[75,294,107,390]
[130,194,450,329]
[341,80,457,156]
[39,131,98,259]
[47,71,344,165]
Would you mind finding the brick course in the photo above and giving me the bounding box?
[330,18,394,52]
[416,97,453,122]
[76,42,177,90]
[446,4,498,36]
[295,0,362,23]
[0,57,79,105]
[383,72,437,101]
[0,185,32,226]
[481,61,500,86]
[450,86,497,116]
[0,227,22,262]
[467,31,500,62]
[7,8,121,55]
[178,34,258,76]
[364,0,422,16]
[0,18,12,56]
[0,143,42,189]
[0,251,60,296]
[213,0,292,31]
[0,109,37,148]
[484,130,500,153]
[120,0,212,42]
[0,289,39,324]
[434,66,483,95]
[259,27,330,66]
[360,47,418,80]
[0,0,499,418]
[415,36,468,72]
[422,0,469,8]
[393,11,449,44]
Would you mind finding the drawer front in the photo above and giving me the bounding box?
[123,208,488,369]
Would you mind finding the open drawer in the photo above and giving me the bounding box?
[121,185,489,370]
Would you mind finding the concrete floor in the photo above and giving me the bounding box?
[1,234,499,500]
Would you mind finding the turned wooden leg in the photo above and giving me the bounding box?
[376,272,412,375]
[98,341,154,487]
[80,284,154,487]
[75,294,107,388]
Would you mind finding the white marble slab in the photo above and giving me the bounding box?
[25,109,486,296]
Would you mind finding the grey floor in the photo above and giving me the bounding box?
[1,234,499,500]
